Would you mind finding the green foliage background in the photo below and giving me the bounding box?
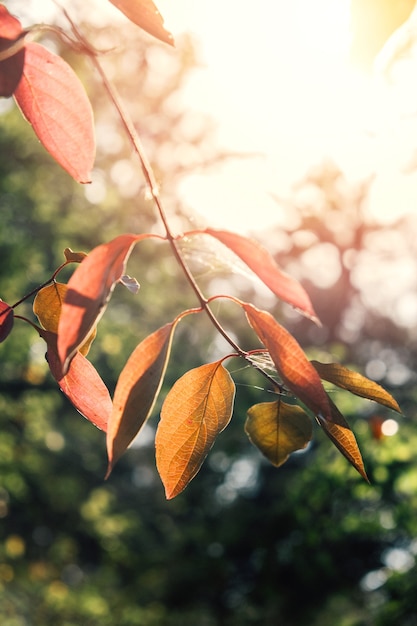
[1,6,417,626]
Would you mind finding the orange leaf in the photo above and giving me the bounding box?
[0,300,14,342]
[245,399,312,467]
[311,360,402,413]
[0,5,25,96]
[57,234,148,373]
[109,0,174,46]
[34,282,96,357]
[41,330,111,432]
[13,42,95,183]
[204,228,318,321]
[317,398,369,482]
[106,321,177,476]
[243,302,332,420]
[156,361,235,499]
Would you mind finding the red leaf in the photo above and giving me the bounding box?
[156,361,235,499]
[0,300,14,342]
[106,321,177,476]
[109,0,174,46]
[243,302,332,420]
[204,228,318,321]
[13,42,95,183]
[57,234,148,373]
[41,330,111,432]
[0,6,25,97]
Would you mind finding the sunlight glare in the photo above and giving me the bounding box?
[160,1,364,231]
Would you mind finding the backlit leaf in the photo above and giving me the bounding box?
[57,233,149,373]
[245,399,312,466]
[204,228,318,321]
[41,330,111,432]
[243,302,332,420]
[0,5,25,96]
[311,360,401,413]
[34,282,96,357]
[13,42,95,183]
[317,398,369,482]
[156,360,235,499]
[0,300,14,342]
[106,321,177,477]
[109,0,174,46]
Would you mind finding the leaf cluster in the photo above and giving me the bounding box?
[0,1,402,499]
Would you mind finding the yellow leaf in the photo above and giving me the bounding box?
[245,399,312,466]
[155,361,235,499]
[311,360,401,413]
[34,282,96,357]
[317,398,369,482]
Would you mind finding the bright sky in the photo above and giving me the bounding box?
[157,0,417,232]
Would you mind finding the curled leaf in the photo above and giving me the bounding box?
[41,330,111,431]
[13,42,95,183]
[243,302,332,421]
[311,360,401,413]
[64,248,87,263]
[109,0,174,46]
[245,399,312,467]
[119,274,140,294]
[57,234,149,373]
[106,321,177,477]
[203,228,318,321]
[156,360,235,499]
[317,398,369,482]
[0,300,14,342]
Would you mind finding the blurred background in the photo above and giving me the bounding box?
[1,0,417,624]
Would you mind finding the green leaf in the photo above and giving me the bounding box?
[245,399,312,466]
[155,361,235,499]
[311,360,401,413]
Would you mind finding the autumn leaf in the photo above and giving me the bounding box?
[156,360,235,499]
[13,42,95,183]
[57,234,152,373]
[0,5,25,97]
[34,282,96,357]
[245,399,312,467]
[243,302,332,420]
[204,229,318,321]
[0,300,14,342]
[63,248,87,264]
[109,0,174,46]
[317,398,369,482]
[311,360,402,413]
[41,330,111,432]
[106,321,177,477]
